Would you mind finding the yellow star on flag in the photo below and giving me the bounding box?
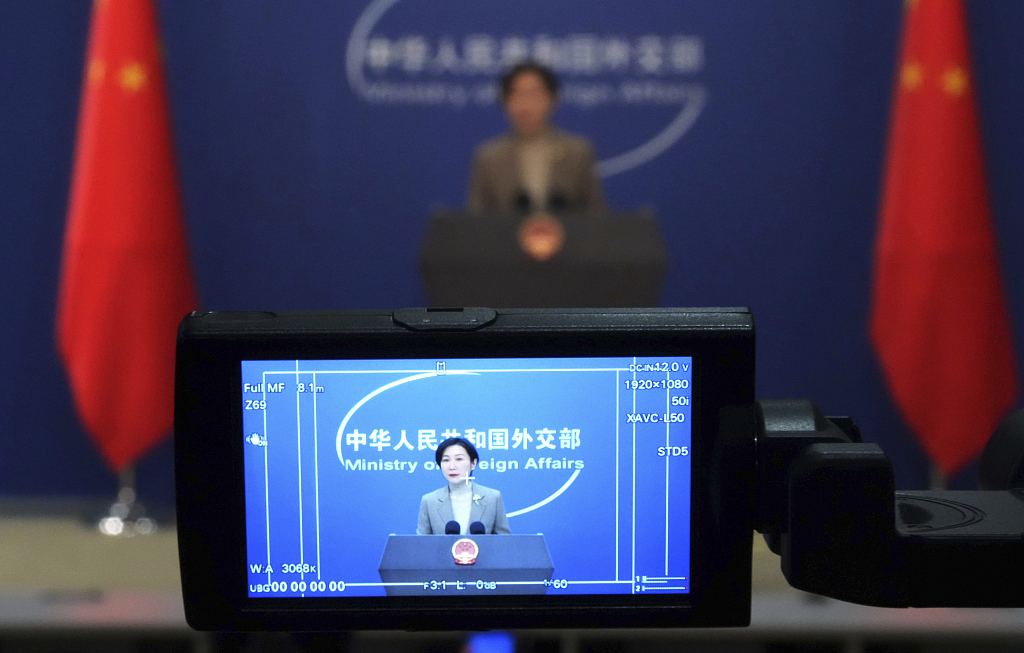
[901,62,923,91]
[942,67,969,97]
[119,62,148,93]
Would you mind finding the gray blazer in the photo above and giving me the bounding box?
[416,482,511,535]
[466,129,605,215]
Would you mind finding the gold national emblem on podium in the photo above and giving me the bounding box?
[452,538,479,565]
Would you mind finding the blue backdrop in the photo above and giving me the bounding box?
[2,1,1024,504]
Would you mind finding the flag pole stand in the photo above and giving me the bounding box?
[98,465,157,536]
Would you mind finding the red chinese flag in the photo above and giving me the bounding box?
[870,0,1019,477]
[56,0,198,472]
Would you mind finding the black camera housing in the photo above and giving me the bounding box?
[174,307,756,631]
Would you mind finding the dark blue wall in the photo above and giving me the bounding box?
[2,1,1022,506]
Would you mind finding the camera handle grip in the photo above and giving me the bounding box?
[756,400,1024,608]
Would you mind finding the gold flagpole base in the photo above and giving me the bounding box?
[98,465,157,536]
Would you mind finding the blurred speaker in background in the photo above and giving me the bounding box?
[466,62,605,217]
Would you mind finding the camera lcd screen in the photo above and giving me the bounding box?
[242,356,692,599]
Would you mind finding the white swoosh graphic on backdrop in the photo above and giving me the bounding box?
[334,370,477,464]
[346,0,706,177]
[505,469,581,518]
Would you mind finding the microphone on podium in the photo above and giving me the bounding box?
[547,192,568,214]
[444,520,461,535]
[469,521,486,535]
[514,190,532,215]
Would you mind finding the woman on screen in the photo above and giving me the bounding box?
[417,437,511,535]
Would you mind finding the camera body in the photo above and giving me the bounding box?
[175,307,757,630]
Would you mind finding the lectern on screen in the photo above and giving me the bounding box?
[243,355,692,598]
[379,534,553,595]
[419,211,668,308]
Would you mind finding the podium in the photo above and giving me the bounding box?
[419,211,668,308]
[378,534,554,596]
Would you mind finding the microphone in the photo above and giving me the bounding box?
[514,190,532,215]
[469,521,486,535]
[444,520,460,535]
[547,191,568,214]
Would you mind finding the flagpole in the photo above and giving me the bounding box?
[928,463,947,492]
[118,465,136,505]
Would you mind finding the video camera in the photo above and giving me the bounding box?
[174,307,1024,631]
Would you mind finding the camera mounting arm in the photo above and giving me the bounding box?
[755,399,1024,608]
